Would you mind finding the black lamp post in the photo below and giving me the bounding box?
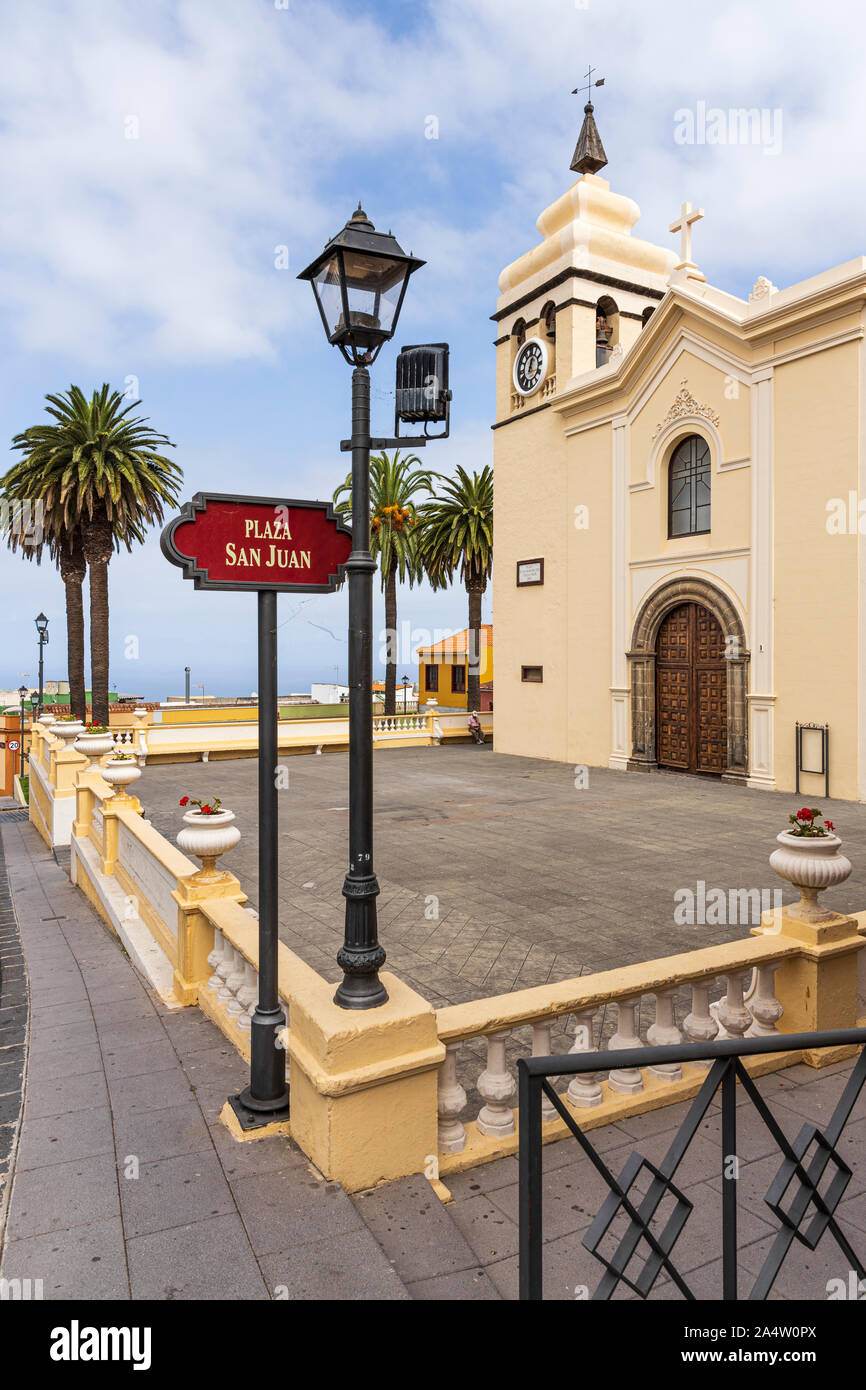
[17,685,27,779]
[401,674,411,712]
[299,206,424,1008]
[35,612,48,719]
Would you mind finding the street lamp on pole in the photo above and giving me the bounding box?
[299,206,424,1009]
[17,685,27,780]
[401,674,411,712]
[35,613,48,719]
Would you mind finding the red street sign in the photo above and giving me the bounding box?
[160,492,352,593]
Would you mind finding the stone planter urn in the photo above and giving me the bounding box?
[769,830,852,923]
[50,719,85,745]
[100,756,142,800]
[74,731,116,762]
[177,809,241,883]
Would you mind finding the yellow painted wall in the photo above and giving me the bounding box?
[417,630,493,708]
[493,407,570,761]
[773,340,861,801]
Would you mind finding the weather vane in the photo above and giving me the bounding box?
[572,66,605,104]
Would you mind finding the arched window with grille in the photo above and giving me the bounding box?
[668,434,711,537]
[513,318,526,348]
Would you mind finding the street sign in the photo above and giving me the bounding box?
[8,740,19,751]
[159,488,354,1130]
[160,492,352,593]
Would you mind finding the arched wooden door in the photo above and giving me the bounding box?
[655,603,727,775]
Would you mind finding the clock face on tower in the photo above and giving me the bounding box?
[512,336,549,397]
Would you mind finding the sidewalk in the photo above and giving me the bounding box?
[0,818,408,1300]
[1,814,864,1301]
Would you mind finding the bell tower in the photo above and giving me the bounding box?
[493,87,677,422]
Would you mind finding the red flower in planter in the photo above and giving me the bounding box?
[825,820,835,831]
[179,796,189,807]
[797,808,813,821]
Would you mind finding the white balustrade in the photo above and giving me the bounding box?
[683,978,719,1069]
[476,1031,516,1138]
[207,930,228,992]
[746,961,783,1037]
[566,1009,602,1109]
[716,971,753,1040]
[647,988,683,1082]
[236,961,258,1034]
[531,1021,559,1123]
[437,1043,467,1154]
[608,996,644,1095]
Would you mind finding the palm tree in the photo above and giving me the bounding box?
[419,465,493,713]
[5,385,182,723]
[333,450,436,715]
[0,486,87,720]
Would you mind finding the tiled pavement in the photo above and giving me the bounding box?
[0,819,408,1301]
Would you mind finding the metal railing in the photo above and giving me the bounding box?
[518,1028,866,1301]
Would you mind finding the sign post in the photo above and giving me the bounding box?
[161,492,352,1128]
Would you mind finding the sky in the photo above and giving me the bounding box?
[1,0,864,698]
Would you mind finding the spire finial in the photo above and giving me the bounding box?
[570,67,607,176]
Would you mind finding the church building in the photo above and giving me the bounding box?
[491,96,866,801]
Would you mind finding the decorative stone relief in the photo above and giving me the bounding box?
[653,379,720,439]
[749,275,778,303]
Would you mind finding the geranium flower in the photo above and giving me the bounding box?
[179,796,189,806]
[797,808,813,821]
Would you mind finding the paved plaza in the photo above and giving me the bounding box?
[144,746,866,1036]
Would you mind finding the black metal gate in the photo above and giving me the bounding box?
[518,1028,866,1300]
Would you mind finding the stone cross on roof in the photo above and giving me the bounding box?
[669,200,704,267]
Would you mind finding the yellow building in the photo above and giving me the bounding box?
[417,625,493,709]
[493,100,865,799]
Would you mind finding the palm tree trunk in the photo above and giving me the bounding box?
[88,558,110,724]
[466,576,485,713]
[384,565,398,716]
[59,535,87,721]
[82,510,113,725]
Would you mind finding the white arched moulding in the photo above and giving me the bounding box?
[626,573,750,784]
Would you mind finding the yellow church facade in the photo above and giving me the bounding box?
[492,108,866,801]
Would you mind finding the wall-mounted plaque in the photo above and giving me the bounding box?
[516,558,544,587]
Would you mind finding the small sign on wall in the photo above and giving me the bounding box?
[516,558,544,587]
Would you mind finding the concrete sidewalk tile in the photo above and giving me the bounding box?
[406,1265,502,1300]
[107,1067,196,1118]
[6,1152,120,1239]
[25,1043,103,1082]
[127,1213,269,1300]
[27,1019,100,1057]
[160,1008,227,1054]
[113,1102,212,1165]
[90,997,156,1027]
[27,999,93,1029]
[102,1038,182,1081]
[259,1225,411,1301]
[120,1150,235,1238]
[208,1122,304,1182]
[354,1174,484,1282]
[95,1016,167,1051]
[24,1070,109,1121]
[15,1106,114,1172]
[232,1167,364,1257]
[0,1217,130,1301]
